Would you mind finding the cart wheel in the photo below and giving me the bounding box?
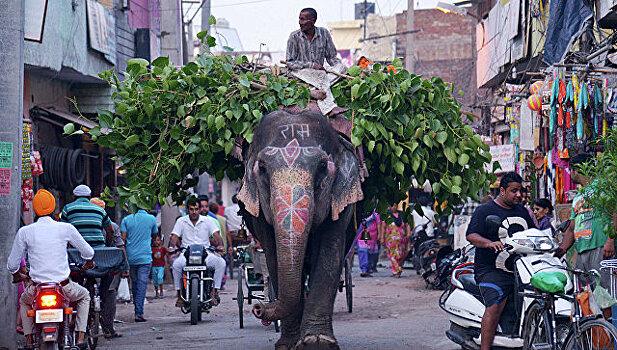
[237,269,244,329]
[345,259,353,313]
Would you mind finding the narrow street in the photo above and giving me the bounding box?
[99,260,457,349]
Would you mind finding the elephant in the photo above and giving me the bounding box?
[237,110,364,349]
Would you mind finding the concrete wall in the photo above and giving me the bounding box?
[24,0,113,79]
[396,9,476,109]
[160,0,183,65]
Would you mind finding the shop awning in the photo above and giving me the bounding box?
[31,106,99,130]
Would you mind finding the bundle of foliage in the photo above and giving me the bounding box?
[578,129,617,238]
[66,29,496,216]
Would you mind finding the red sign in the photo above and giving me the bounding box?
[0,169,11,195]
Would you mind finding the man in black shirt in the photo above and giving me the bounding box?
[466,172,536,350]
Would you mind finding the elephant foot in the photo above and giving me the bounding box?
[276,336,300,350]
[294,334,339,350]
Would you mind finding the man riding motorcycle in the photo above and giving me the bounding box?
[465,172,536,350]
[6,189,95,349]
[170,196,226,307]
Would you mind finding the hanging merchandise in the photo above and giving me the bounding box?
[565,80,574,129]
[577,82,589,140]
[530,81,544,95]
[528,94,542,111]
[22,123,32,182]
[30,151,43,176]
[550,77,559,134]
[558,78,567,127]
[592,84,602,138]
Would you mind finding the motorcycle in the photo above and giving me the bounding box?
[439,216,572,349]
[430,244,474,290]
[177,245,219,325]
[19,259,96,350]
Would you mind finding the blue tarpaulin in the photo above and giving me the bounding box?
[543,0,593,65]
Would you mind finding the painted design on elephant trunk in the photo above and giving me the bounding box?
[253,169,313,323]
[275,183,310,265]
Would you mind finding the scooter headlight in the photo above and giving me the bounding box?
[512,236,556,251]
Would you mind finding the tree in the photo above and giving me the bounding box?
[66,31,496,217]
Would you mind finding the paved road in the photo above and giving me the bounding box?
[99,260,458,350]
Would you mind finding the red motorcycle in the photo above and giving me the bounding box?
[25,281,75,350]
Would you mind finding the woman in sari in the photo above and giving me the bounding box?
[357,210,381,277]
[379,204,411,277]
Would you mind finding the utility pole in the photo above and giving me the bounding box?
[405,0,414,73]
[201,0,211,54]
[363,0,368,40]
[0,0,24,347]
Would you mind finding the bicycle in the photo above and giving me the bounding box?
[522,264,617,350]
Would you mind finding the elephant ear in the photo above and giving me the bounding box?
[237,154,260,217]
[331,135,364,221]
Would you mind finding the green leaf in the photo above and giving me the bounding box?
[186,144,199,153]
[127,58,149,66]
[458,153,470,166]
[392,161,403,175]
[151,56,169,67]
[423,134,432,147]
[144,104,153,117]
[63,123,75,135]
[451,185,462,194]
[238,76,250,87]
[208,15,217,25]
[351,84,360,98]
[351,134,361,147]
[367,140,376,153]
[206,35,216,48]
[197,30,208,40]
[431,119,442,132]
[436,131,448,144]
[190,135,202,144]
[348,66,361,77]
[126,135,140,147]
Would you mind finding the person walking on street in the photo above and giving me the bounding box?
[466,172,536,350]
[533,198,556,235]
[90,197,127,339]
[555,153,616,291]
[379,203,411,278]
[121,208,158,322]
[7,189,95,349]
[62,184,114,247]
[357,210,380,277]
[151,235,167,298]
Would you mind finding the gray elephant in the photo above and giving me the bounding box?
[237,110,364,349]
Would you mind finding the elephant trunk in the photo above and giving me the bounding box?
[253,170,313,322]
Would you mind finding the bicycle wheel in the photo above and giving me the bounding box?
[237,269,244,329]
[523,302,551,349]
[345,259,353,313]
[563,318,617,350]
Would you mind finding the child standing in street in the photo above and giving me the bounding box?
[151,235,167,298]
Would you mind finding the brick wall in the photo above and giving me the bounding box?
[396,9,476,108]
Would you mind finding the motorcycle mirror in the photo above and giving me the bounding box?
[557,219,571,232]
[485,215,502,227]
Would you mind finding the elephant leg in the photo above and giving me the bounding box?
[251,217,303,349]
[296,206,354,350]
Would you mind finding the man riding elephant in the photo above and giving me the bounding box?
[282,7,368,179]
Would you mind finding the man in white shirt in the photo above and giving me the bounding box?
[7,190,95,349]
[169,196,226,307]
[412,192,436,237]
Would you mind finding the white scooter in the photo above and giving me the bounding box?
[439,216,572,350]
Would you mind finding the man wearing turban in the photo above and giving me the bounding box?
[7,189,95,349]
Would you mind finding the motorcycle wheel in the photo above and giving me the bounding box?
[237,269,244,329]
[523,302,550,349]
[190,275,200,325]
[42,342,58,350]
[87,310,99,349]
[345,259,353,313]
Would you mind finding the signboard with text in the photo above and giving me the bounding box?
[486,144,515,173]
